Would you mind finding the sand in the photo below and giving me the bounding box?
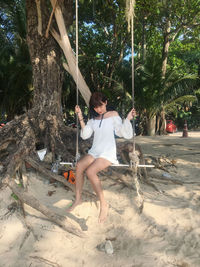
[0,131,200,267]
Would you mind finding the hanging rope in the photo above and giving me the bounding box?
[73,2,144,212]
[126,0,136,155]
[75,0,80,163]
[128,0,144,212]
[131,4,135,155]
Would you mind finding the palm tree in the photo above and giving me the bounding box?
[135,54,198,135]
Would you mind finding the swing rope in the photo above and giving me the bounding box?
[62,0,152,183]
[130,0,144,211]
[131,5,135,156]
[75,0,80,163]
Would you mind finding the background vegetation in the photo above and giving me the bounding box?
[0,0,200,134]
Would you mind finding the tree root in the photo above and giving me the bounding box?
[103,166,160,192]
[103,170,136,191]
[149,175,183,185]
[25,156,97,200]
[30,255,61,267]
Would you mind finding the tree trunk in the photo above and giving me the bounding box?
[159,108,167,135]
[142,16,147,64]
[161,18,171,79]
[147,116,156,136]
[25,0,63,153]
[27,0,64,111]
[24,0,78,160]
[155,114,161,135]
[0,0,85,237]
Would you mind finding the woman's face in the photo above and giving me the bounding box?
[94,101,107,115]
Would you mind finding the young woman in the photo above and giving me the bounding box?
[68,92,136,223]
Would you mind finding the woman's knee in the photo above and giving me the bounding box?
[76,160,86,173]
[85,167,96,179]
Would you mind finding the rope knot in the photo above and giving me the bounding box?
[129,153,139,169]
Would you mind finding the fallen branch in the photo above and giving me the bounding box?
[6,178,85,238]
[30,256,61,267]
[149,175,183,185]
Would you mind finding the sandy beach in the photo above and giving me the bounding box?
[0,131,200,267]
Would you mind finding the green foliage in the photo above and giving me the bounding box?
[0,0,32,121]
[134,53,198,118]
[1,0,200,131]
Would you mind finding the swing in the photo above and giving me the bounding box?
[55,0,151,211]
[59,0,154,171]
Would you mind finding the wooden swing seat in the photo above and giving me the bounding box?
[60,162,154,168]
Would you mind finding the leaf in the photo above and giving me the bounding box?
[11,193,18,200]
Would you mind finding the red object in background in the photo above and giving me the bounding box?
[166,120,177,133]
[0,123,5,128]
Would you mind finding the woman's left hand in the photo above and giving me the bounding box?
[127,108,136,120]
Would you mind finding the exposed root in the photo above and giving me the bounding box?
[0,113,88,237]
[30,256,61,267]
[25,156,97,200]
[149,175,183,185]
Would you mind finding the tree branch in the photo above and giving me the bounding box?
[35,0,42,36]
[7,178,85,237]
[45,0,58,38]
[63,62,71,75]
[50,0,91,106]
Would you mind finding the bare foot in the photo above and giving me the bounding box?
[67,199,82,212]
[98,203,109,223]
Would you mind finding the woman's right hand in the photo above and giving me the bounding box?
[126,108,136,121]
[75,105,83,120]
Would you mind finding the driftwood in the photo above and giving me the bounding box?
[6,178,85,238]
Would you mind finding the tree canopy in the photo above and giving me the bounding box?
[0,0,200,130]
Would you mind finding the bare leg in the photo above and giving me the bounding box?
[67,154,95,212]
[86,158,111,223]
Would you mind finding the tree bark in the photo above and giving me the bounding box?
[161,18,171,79]
[159,108,167,135]
[147,116,156,136]
[25,0,66,157]
[26,0,64,112]
[142,16,147,64]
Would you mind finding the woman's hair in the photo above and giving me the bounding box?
[89,92,107,108]
[89,92,107,118]
[89,91,115,118]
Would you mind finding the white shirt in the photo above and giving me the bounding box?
[80,116,133,164]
